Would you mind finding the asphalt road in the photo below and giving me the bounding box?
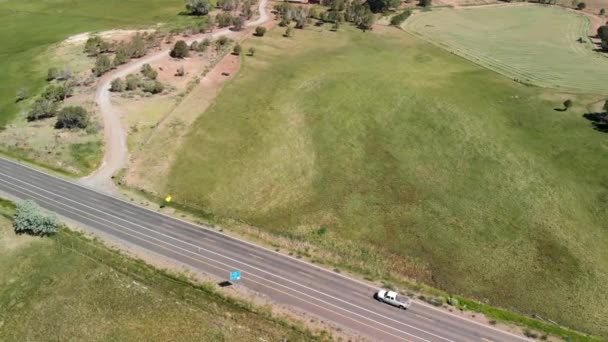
[0,157,530,342]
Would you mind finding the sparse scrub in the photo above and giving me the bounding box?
[110,78,126,92]
[27,98,58,121]
[142,80,164,94]
[93,55,113,76]
[126,74,142,90]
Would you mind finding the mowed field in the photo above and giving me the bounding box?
[405,5,608,94]
[0,202,319,341]
[166,25,608,336]
[0,0,185,128]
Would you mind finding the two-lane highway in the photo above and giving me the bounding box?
[0,158,529,342]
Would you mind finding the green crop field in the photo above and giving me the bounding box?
[0,202,320,341]
[405,5,608,94]
[165,26,608,336]
[0,0,186,128]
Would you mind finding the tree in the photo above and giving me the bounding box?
[217,12,234,27]
[84,36,111,56]
[419,0,431,7]
[47,67,60,81]
[248,47,256,56]
[55,106,90,129]
[13,200,60,236]
[255,26,267,36]
[332,21,340,31]
[598,25,608,40]
[367,0,400,13]
[603,99,608,113]
[43,84,71,102]
[233,44,242,55]
[563,99,573,111]
[114,44,131,66]
[93,55,113,76]
[391,9,412,26]
[130,33,147,58]
[233,16,246,31]
[576,2,585,9]
[600,8,605,15]
[110,78,126,92]
[359,12,375,31]
[126,74,141,90]
[141,63,158,79]
[142,80,165,94]
[27,99,58,121]
[185,0,211,15]
[285,26,294,37]
[170,40,190,58]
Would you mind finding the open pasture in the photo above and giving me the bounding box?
[405,5,608,94]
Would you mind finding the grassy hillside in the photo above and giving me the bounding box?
[0,0,185,127]
[166,25,608,336]
[0,202,321,341]
[405,5,608,94]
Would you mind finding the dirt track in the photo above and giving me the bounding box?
[80,0,270,193]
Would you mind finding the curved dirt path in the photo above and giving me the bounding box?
[81,0,269,192]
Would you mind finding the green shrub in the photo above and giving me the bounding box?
[93,55,113,76]
[390,9,412,26]
[47,67,60,81]
[141,63,158,79]
[27,98,58,121]
[43,84,71,102]
[233,43,242,55]
[126,74,141,90]
[55,106,90,129]
[110,78,126,92]
[255,26,267,36]
[142,80,164,94]
[170,40,190,58]
[13,200,60,236]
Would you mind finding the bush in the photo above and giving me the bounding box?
[27,98,58,121]
[185,0,211,15]
[285,27,294,37]
[176,66,186,77]
[390,9,412,26]
[142,80,164,94]
[576,1,585,10]
[232,16,245,31]
[563,99,573,110]
[248,47,256,56]
[419,0,431,7]
[13,200,60,236]
[114,45,131,66]
[125,74,141,90]
[55,106,90,129]
[141,63,158,79]
[15,88,27,103]
[84,36,111,56]
[202,38,211,47]
[47,67,60,81]
[93,55,113,76]
[43,84,71,102]
[233,44,242,55]
[217,12,233,27]
[170,40,190,58]
[255,26,267,36]
[600,8,605,15]
[110,78,126,92]
[190,41,200,51]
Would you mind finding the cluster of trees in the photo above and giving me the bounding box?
[27,66,90,129]
[110,64,164,94]
[87,33,157,77]
[13,200,60,236]
[274,1,374,31]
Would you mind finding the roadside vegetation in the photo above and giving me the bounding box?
[0,199,326,341]
[163,24,608,338]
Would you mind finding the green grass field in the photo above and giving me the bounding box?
[0,0,187,128]
[0,202,321,341]
[405,5,608,94]
[165,26,608,336]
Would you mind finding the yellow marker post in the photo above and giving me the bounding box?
[165,195,172,203]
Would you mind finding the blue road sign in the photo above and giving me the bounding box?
[230,271,241,281]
